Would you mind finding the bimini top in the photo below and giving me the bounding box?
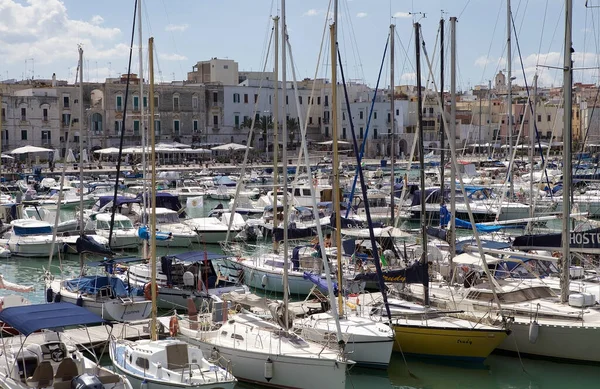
[0,302,107,336]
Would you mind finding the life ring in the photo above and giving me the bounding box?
[144,283,159,300]
[169,316,179,337]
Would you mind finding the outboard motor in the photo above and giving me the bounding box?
[71,373,103,389]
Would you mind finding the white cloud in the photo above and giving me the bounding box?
[400,72,416,83]
[90,15,104,25]
[356,12,368,18]
[0,0,122,65]
[162,53,188,61]
[165,24,189,32]
[474,55,505,68]
[393,12,411,18]
[303,9,321,17]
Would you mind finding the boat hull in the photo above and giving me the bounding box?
[181,334,350,389]
[240,264,317,296]
[392,324,509,362]
[8,239,59,257]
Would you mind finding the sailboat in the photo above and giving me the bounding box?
[109,33,236,389]
[168,5,353,388]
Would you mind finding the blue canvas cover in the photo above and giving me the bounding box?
[0,302,107,336]
[13,225,52,236]
[303,272,338,296]
[98,195,141,209]
[64,275,129,297]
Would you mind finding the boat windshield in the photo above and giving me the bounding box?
[466,285,554,304]
[157,213,179,224]
[114,219,133,229]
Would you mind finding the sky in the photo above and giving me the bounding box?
[0,0,599,91]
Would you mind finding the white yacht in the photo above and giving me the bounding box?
[184,213,244,244]
[5,219,60,257]
[152,207,197,247]
[87,213,139,250]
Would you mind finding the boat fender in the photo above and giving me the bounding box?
[528,321,539,344]
[140,379,149,389]
[264,358,274,382]
[346,301,357,310]
[169,316,179,337]
[46,288,54,303]
[76,296,83,307]
[156,363,163,379]
[144,283,159,300]
[53,292,61,303]
[261,274,268,288]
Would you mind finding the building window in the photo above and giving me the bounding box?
[21,130,27,140]
[154,120,161,136]
[309,117,313,125]
[193,120,199,132]
[244,94,248,103]
[43,108,48,121]
[254,94,258,104]
[133,96,139,111]
[318,117,321,125]
[173,96,180,111]
[324,95,329,107]
[396,109,399,115]
[116,95,123,111]
[173,120,180,135]
[63,95,70,108]
[234,115,240,128]
[2,130,7,142]
[255,113,259,122]
[374,111,378,120]
[213,92,218,103]
[114,120,122,135]
[154,95,159,108]
[342,127,346,139]
[317,96,321,105]
[547,114,551,122]
[374,128,378,139]
[233,93,240,103]
[192,96,198,109]
[143,96,148,108]
[41,130,51,144]
[299,96,303,105]
[91,113,103,133]
[269,95,272,104]
[213,115,218,127]
[342,112,346,120]
[133,120,140,136]
[1,108,5,121]
[286,95,289,105]
[387,113,391,123]
[62,113,71,127]
[21,107,27,121]
[324,126,329,137]
[359,127,364,139]
[537,114,541,122]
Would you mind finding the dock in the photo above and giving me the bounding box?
[0,319,162,352]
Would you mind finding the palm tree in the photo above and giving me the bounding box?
[241,117,254,147]
[286,117,299,148]
[258,115,273,153]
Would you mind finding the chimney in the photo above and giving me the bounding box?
[51,73,56,87]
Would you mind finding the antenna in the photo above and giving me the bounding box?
[409,11,427,22]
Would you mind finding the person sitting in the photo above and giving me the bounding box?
[324,233,332,248]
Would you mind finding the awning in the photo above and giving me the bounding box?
[0,303,108,336]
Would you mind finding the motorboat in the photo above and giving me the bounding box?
[0,303,132,389]
[151,207,197,247]
[87,213,139,250]
[184,213,244,244]
[5,219,60,257]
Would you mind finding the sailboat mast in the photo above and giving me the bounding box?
[415,22,429,306]
[273,15,280,254]
[78,47,85,235]
[390,23,395,223]
[561,0,573,304]
[449,17,457,276]
[148,36,158,340]
[507,0,514,198]
[281,0,290,329]
[138,0,148,244]
[331,0,344,317]
[439,17,445,195]
[530,74,538,221]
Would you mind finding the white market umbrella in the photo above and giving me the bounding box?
[93,147,120,154]
[9,145,53,154]
[82,149,89,163]
[211,143,252,151]
[317,140,351,146]
[66,149,76,163]
[181,148,211,154]
[157,141,190,149]
[53,149,60,162]
[1,154,15,160]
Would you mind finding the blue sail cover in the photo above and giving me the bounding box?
[454,217,523,232]
[303,272,338,296]
[64,275,129,297]
[98,195,141,209]
[353,262,425,283]
[76,235,114,256]
[137,226,172,241]
[0,302,107,336]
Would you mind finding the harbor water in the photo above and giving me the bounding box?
[0,200,598,388]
